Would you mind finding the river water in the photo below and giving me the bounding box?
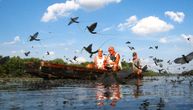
[0,76,193,110]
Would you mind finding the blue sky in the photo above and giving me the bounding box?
[0,0,193,73]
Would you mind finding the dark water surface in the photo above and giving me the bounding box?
[0,76,193,110]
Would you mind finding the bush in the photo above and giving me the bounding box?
[49,58,67,65]
[143,70,158,76]
[4,56,25,77]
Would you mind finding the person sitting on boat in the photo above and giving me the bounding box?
[94,48,106,70]
[131,52,142,77]
[106,46,122,71]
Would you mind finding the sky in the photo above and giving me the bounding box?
[0,0,193,73]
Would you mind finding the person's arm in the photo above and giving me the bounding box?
[115,54,120,67]
[137,59,142,69]
[103,56,107,66]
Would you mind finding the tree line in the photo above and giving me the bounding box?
[0,55,163,78]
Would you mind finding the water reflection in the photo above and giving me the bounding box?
[133,78,143,98]
[96,83,121,107]
[0,76,193,110]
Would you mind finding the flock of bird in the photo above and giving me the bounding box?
[3,16,193,73]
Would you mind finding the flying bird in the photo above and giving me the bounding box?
[82,44,98,58]
[128,46,135,50]
[46,51,50,55]
[87,22,97,34]
[29,32,40,41]
[155,46,158,49]
[158,69,165,74]
[187,37,191,41]
[149,56,154,58]
[174,52,193,64]
[24,51,30,56]
[68,17,79,25]
[149,47,153,49]
[73,56,78,61]
[167,60,172,65]
[153,57,163,66]
[69,60,73,63]
[126,41,131,44]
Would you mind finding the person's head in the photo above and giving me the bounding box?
[133,52,138,59]
[108,46,115,55]
[98,48,103,57]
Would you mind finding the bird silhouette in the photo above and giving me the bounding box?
[126,41,131,44]
[24,51,30,56]
[153,57,163,66]
[87,22,97,34]
[149,47,153,49]
[128,46,135,50]
[82,44,98,58]
[73,56,77,61]
[167,60,172,65]
[155,46,158,49]
[29,32,40,41]
[68,17,79,25]
[158,69,165,74]
[149,56,154,58]
[174,52,193,64]
[46,51,50,55]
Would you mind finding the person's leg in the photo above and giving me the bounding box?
[113,65,118,71]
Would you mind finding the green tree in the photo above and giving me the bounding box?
[4,56,25,77]
[121,61,132,70]
[49,58,66,64]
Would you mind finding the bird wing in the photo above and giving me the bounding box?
[128,46,132,50]
[73,17,79,21]
[174,57,186,64]
[89,22,97,32]
[33,32,39,38]
[87,44,92,52]
[34,39,40,41]
[29,36,33,41]
[186,51,193,61]
[68,21,73,25]
[92,50,98,54]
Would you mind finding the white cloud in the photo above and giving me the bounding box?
[165,11,185,23]
[3,36,21,45]
[102,26,113,32]
[20,49,25,53]
[49,51,55,56]
[74,49,80,53]
[159,37,169,44]
[11,51,17,54]
[131,16,173,36]
[41,0,80,22]
[174,45,182,51]
[64,47,69,51]
[141,58,155,67]
[118,15,137,31]
[41,0,121,22]
[76,56,87,63]
[77,0,121,10]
